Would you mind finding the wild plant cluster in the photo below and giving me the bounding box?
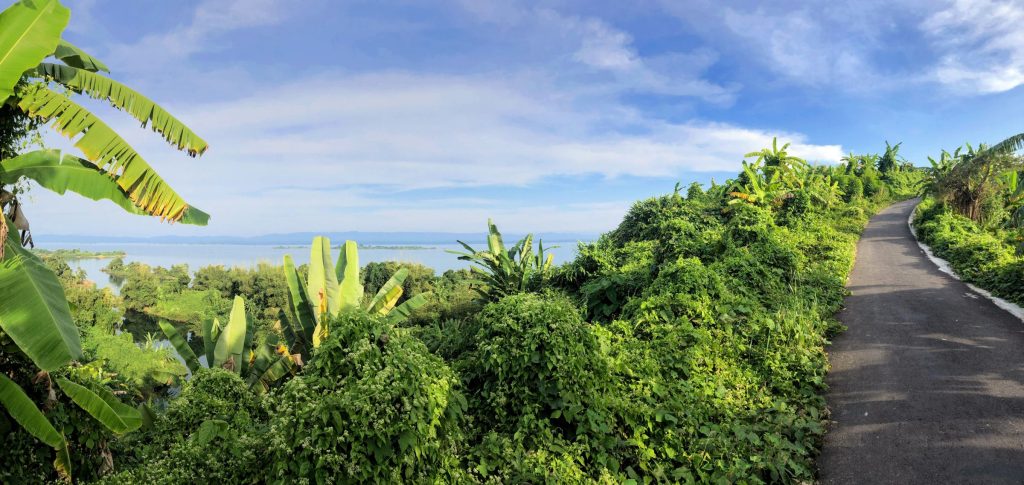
[0,144,928,485]
[910,134,1024,306]
[0,105,932,485]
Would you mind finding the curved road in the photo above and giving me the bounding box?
[819,199,1024,484]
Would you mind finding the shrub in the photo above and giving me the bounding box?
[622,257,725,327]
[267,312,464,483]
[844,177,863,201]
[915,203,1024,305]
[81,326,185,395]
[104,368,270,484]
[861,172,885,197]
[460,293,612,443]
[362,261,436,302]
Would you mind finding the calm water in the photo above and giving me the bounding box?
[44,241,585,291]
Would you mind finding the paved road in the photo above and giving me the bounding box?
[818,199,1024,484]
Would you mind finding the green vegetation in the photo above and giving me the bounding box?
[0,0,210,478]
[449,219,556,301]
[281,238,431,359]
[0,2,947,482]
[359,244,435,250]
[158,296,297,393]
[33,248,125,260]
[5,138,925,483]
[913,132,1024,305]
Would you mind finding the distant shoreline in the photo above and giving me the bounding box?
[273,244,437,250]
[34,231,597,246]
[33,248,126,260]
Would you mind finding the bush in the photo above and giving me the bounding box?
[266,312,465,483]
[844,177,863,201]
[622,257,725,327]
[104,368,270,484]
[457,292,618,478]
[914,203,1024,305]
[362,261,436,302]
[463,293,611,435]
[81,326,185,395]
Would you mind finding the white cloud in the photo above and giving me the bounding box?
[570,16,639,70]
[164,72,841,188]
[457,3,739,104]
[921,0,1024,93]
[22,0,850,237]
[105,0,296,69]
[22,69,841,236]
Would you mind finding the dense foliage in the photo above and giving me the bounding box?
[914,198,1024,305]
[3,143,926,484]
[911,133,1024,306]
[0,10,932,477]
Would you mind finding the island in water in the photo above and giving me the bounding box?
[33,248,126,260]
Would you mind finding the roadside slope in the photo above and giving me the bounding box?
[819,198,1024,483]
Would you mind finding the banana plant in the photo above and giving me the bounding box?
[728,160,787,207]
[0,1,207,479]
[0,212,146,480]
[447,219,555,301]
[157,296,296,394]
[1003,171,1024,229]
[0,0,208,229]
[744,137,807,173]
[282,238,430,357]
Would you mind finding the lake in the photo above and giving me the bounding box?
[43,241,587,291]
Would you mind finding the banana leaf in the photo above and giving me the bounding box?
[0,149,147,216]
[0,0,69,101]
[137,402,157,430]
[202,318,219,368]
[55,378,142,435]
[17,84,200,223]
[54,441,71,481]
[52,40,108,72]
[32,63,209,157]
[0,214,81,370]
[307,236,338,318]
[0,373,63,448]
[373,285,403,316]
[256,354,293,392]
[213,296,247,372]
[246,344,274,389]
[335,240,362,310]
[368,267,408,314]
[239,316,255,377]
[157,320,200,373]
[385,293,430,324]
[283,255,316,343]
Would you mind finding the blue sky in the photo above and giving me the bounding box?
[24,0,1024,237]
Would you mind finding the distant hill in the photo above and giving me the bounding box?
[34,231,598,246]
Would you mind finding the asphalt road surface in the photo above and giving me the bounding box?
[818,199,1024,484]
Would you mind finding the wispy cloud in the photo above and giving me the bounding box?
[27,0,857,237]
[104,0,296,69]
[921,0,1024,94]
[459,3,739,104]
[167,71,841,188]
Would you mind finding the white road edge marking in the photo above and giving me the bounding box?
[908,202,1024,323]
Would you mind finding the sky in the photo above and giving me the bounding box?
[21,0,1024,237]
